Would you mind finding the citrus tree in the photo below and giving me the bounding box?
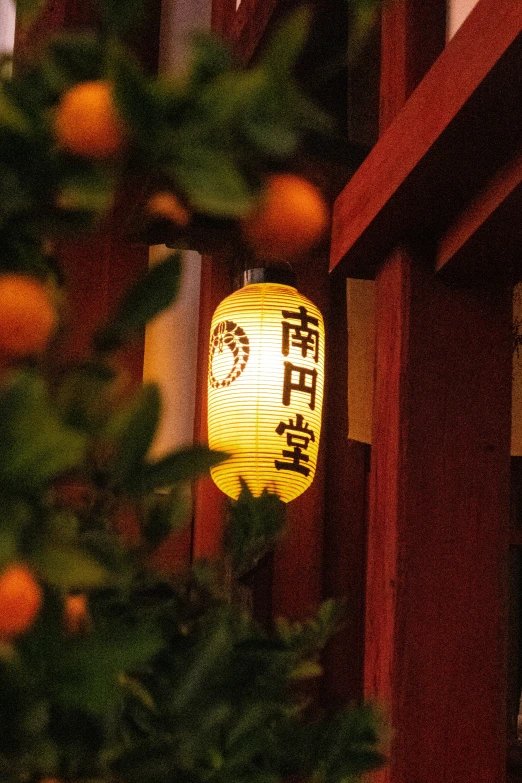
[0,0,385,781]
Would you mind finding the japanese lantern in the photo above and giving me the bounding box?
[207,269,325,503]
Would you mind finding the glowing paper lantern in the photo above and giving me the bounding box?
[208,271,325,502]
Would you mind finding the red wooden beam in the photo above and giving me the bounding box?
[436,149,522,284]
[211,0,278,62]
[330,0,522,279]
[379,0,446,132]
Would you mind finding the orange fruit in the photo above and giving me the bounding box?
[0,274,57,359]
[241,173,329,260]
[0,564,42,637]
[53,80,127,159]
[64,593,90,635]
[146,192,190,227]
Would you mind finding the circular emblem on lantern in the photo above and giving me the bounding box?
[209,320,250,389]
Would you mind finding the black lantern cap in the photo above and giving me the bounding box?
[239,264,297,289]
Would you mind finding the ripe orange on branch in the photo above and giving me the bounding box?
[146,192,191,227]
[64,593,90,635]
[241,173,329,260]
[0,564,42,638]
[53,80,127,159]
[0,274,57,360]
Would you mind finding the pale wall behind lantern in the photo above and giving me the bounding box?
[347,281,522,453]
[0,0,16,54]
[446,0,481,40]
[143,0,211,457]
[347,280,374,444]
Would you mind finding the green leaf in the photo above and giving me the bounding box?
[95,253,182,349]
[55,360,117,434]
[288,660,322,680]
[0,652,43,756]
[141,445,229,492]
[43,33,104,92]
[239,78,299,158]
[15,0,46,22]
[31,543,108,590]
[0,372,86,492]
[0,497,32,569]
[0,227,51,277]
[187,32,235,86]
[45,510,79,546]
[81,528,134,585]
[105,383,161,490]
[110,41,161,144]
[0,88,33,136]
[141,484,192,549]
[223,481,286,576]
[275,599,346,655]
[51,622,164,715]
[0,164,32,230]
[57,165,115,215]
[260,5,312,78]
[314,703,386,781]
[169,605,235,715]
[346,0,382,63]
[119,672,157,712]
[173,145,254,217]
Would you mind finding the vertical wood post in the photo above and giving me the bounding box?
[379,0,446,132]
[365,1,511,779]
[366,250,511,781]
[321,269,368,706]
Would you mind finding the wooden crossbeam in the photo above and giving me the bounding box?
[330,0,522,280]
[437,150,522,284]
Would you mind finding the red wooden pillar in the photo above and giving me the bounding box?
[321,269,368,706]
[367,250,511,781]
[359,1,512,780]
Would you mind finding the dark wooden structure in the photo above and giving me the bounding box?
[208,0,522,780]
[330,1,521,781]
[18,0,522,779]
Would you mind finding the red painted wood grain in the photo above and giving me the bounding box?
[366,250,511,782]
[330,0,522,279]
[211,0,278,63]
[437,150,522,284]
[321,268,369,706]
[379,0,446,133]
[359,0,514,780]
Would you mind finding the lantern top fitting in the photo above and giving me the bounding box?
[239,264,297,289]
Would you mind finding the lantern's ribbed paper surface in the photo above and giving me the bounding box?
[208,283,325,502]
